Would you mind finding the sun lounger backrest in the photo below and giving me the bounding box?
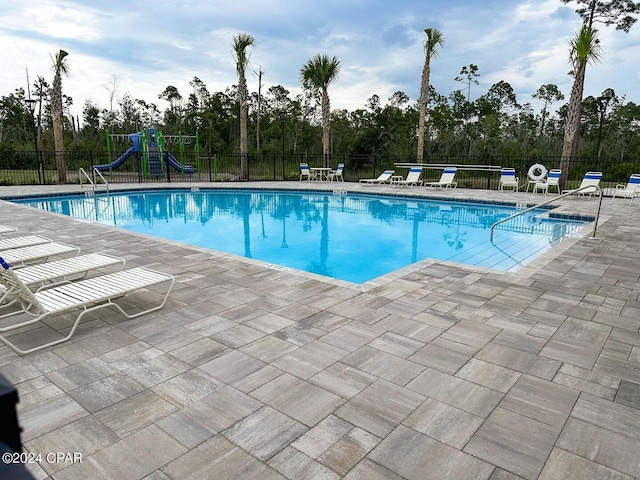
[0,257,47,314]
[578,171,602,189]
[580,172,602,185]
[440,168,457,182]
[628,174,640,187]
[406,168,422,181]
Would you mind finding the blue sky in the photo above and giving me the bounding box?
[1,0,639,120]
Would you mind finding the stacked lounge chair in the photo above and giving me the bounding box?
[0,229,175,354]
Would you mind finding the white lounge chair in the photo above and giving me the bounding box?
[359,170,395,184]
[498,168,519,191]
[299,163,315,181]
[562,171,602,197]
[0,257,175,355]
[0,235,51,251]
[424,167,458,188]
[0,253,125,311]
[392,167,423,187]
[533,169,561,195]
[611,174,640,203]
[0,243,80,268]
[327,163,344,182]
[0,225,17,235]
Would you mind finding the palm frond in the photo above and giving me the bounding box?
[300,54,341,90]
[232,33,255,74]
[569,25,602,72]
[424,28,445,59]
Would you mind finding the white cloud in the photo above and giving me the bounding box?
[1,0,638,123]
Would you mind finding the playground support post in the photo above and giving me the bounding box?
[105,129,113,176]
[141,129,149,178]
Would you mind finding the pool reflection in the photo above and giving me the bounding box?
[18,191,585,283]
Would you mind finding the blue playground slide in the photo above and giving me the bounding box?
[93,146,194,174]
[93,146,136,171]
[165,152,195,174]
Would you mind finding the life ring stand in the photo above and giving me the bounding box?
[528,163,547,182]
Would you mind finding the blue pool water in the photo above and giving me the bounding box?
[13,189,586,283]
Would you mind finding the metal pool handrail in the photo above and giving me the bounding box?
[79,167,110,195]
[490,185,603,243]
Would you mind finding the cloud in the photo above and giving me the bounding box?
[1,0,638,124]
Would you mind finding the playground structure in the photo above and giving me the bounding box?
[95,127,199,177]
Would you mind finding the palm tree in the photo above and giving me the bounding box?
[416,28,444,161]
[51,49,69,183]
[559,25,602,189]
[232,33,255,181]
[300,54,341,167]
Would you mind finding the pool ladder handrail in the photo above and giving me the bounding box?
[79,167,110,195]
[490,185,603,243]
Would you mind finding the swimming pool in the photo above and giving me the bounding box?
[13,189,586,283]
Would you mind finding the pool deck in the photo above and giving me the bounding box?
[1,181,639,480]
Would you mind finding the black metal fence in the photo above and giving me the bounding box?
[2,150,640,191]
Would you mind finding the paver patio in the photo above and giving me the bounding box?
[1,181,639,479]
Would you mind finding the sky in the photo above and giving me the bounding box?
[1,0,639,122]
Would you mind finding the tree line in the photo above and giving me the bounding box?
[0,0,639,186]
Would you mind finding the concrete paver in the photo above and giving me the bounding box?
[2,181,640,479]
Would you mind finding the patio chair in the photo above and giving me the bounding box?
[424,167,458,188]
[0,256,175,355]
[0,252,126,311]
[0,225,17,235]
[561,171,603,197]
[498,168,519,191]
[299,163,315,181]
[0,235,51,252]
[359,170,395,184]
[0,243,80,268]
[611,174,640,203]
[327,163,344,182]
[392,167,423,187]
[533,169,561,195]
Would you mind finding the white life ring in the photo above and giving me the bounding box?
[528,163,547,181]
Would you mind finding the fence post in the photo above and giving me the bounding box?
[137,152,143,183]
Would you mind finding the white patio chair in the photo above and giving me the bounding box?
[424,167,458,188]
[0,252,125,311]
[0,256,175,355]
[498,168,519,191]
[392,167,423,187]
[327,163,344,182]
[299,163,315,181]
[611,174,640,203]
[562,171,602,197]
[533,169,561,195]
[359,170,395,184]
